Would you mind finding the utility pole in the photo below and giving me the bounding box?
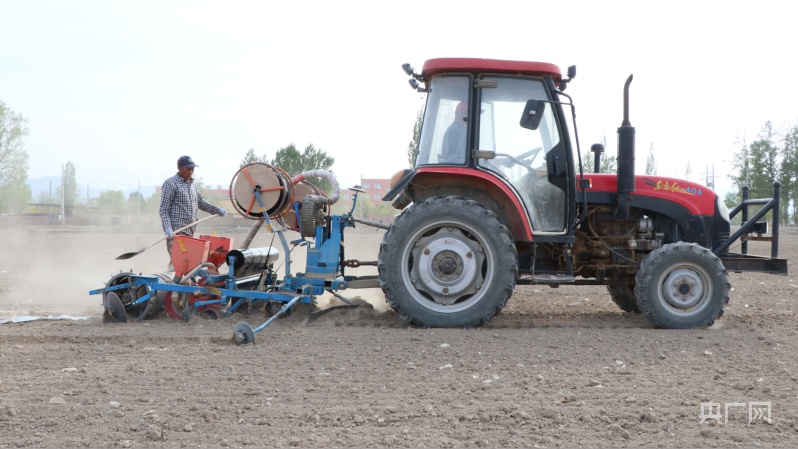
[359,175,363,219]
[704,164,716,189]
[61,164,65,226]
[138,180,141,226]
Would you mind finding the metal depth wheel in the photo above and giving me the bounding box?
[635,242,730,329]
[201,307,221,320]
[378,196,518,328]
[233,322,255,345]
[105,272,155,321]
[104,291,128,323]
[607,282,641,313]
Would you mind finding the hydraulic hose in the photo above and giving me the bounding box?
[291,170,340,205]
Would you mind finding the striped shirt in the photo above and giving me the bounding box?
[159,174,222,235]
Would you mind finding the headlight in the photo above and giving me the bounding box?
[716,195,730,222]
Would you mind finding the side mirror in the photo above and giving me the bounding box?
[520,100,545,130]
[567,65,576,79]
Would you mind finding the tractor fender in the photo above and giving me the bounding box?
[392,167,533,242]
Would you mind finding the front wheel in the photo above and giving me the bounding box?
[378,196,518,328]
[635,242,729,329]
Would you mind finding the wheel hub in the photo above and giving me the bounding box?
[432,251,463,279]
[662,268,705,309]
[234,330,247,344]
[410,228,484,306]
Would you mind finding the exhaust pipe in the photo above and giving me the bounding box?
[616,74,635,220]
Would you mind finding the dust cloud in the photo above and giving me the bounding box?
[0,224,390,321]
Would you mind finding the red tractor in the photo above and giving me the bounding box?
[378,58,787,329]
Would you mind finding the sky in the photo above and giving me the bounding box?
[2,0,796,201]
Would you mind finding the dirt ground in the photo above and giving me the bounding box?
[0,222,796,448]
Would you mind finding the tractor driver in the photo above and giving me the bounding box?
[440,101,468,164]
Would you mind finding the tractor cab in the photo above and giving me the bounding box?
[396,58,577,238]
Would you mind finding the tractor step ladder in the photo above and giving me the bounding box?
[529,244,576,284]
[530,274,575,284]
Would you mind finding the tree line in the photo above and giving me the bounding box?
[0,99,390,221]
[725,121,797,224]
[6,97,794,225]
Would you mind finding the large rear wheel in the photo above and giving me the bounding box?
[378,196,518,328]
[635,242,729,329]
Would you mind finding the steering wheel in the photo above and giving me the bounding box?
[492,147,544,172]
[516,146,544,165]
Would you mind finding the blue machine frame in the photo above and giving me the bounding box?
[88,187,378,345]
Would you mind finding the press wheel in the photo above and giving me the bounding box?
[233,322,255,345]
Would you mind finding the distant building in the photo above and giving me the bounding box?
[336,178,391,210]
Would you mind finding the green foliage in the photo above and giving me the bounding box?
[0,101,32,213]
[0,181,32,213]
[780,124,798,223]
[241,148,268,167]
[408,107,423,167]
[36,190,53,204]
[126,191,160,215]
[723,190,742,226]
[127,191,145,202]
[684,160,692,180]
[723,189,741,209]
[582,136,614,173]
[349,192,393,221]
[269,143,336,194]
[97,190,126,215]
[580,150,594,174]
[141,191,161,214]
[644,143,657,175]
[600,154,617,174]
[747,122,779,198]
[240,144,336,193]
[728,137,752,193]
[192,176,209,197]
[270,144,302,175]
[727,121,784,224]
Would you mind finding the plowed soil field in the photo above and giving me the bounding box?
[1,225,796,448]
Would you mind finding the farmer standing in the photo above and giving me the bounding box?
[159,155,226,270]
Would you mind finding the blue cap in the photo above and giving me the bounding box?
[177,155,198,168]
